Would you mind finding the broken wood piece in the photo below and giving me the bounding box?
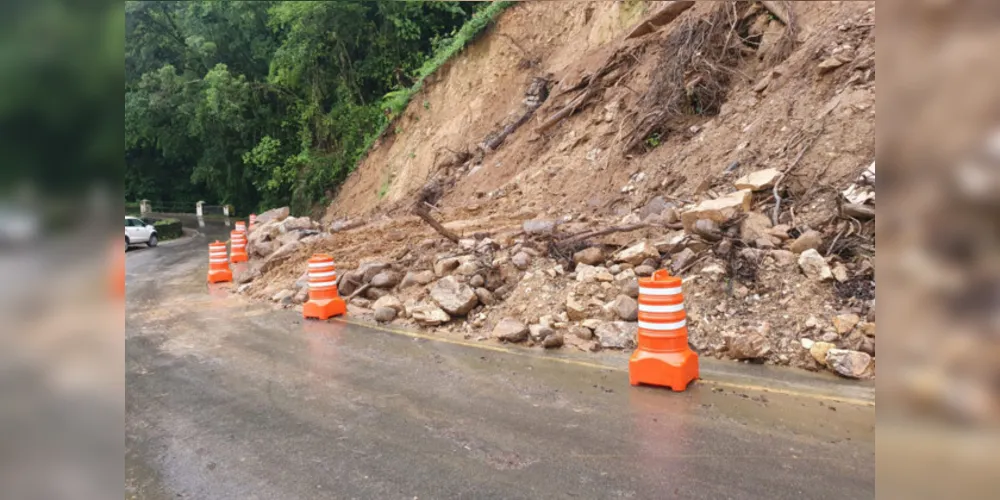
[347,283,372,301]
[842,203,875,220]
[626,1,696,39]
[413,206,460,243]
[535,87,597,134]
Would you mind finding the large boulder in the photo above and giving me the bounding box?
[358,262,390,283]
[370,270,401,289]
[409,303,451,326]
[493,318,529,342]
[615,240,660,266]
[372,295,404,313]
[256,206,290,224]
[262,241,302,272]
[400,270,436,288]
[594,321,638,349]
[680,190,752,233]
[279,216,314,233]
[429,276,479,316]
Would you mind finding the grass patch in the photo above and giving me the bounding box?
[355,1,514,169]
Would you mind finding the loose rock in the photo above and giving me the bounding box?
[474,287,496,306]
[570,325,594,340]
[825,349,873,379]
[373,295,404,313]
[734,168,782,191]
[576,264,614,283]
[542,333,565,348]
[740,212,773,242]
[565,294,588,321]
[370,270,401,289]
[429,276,479,316]
[434,257,462,277]
[622,280,639,298]
[410,303,451,326]
[594,321,638,349]
[670,248,697,274]
[726,331,772,360]
[832,263,849,283]
[523,219,558,235]
[634,265,655,277]
[256,206,289,224]
[374,307,397,323]
[529,324,555,343]
[573,247,605,266]
[639,196,670,220]
[512,252,532,270]
[832,313,860,335]
[608,294,638,322]
[798,249,833,281]
[470,274,485,288]
[680,190,752,233]
[789,230,823,254]
[809,341,836,366]
[400,270,436,288]
[493,318,529,342]
[615,240,660,266]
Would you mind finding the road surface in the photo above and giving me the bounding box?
[126,216,875,499]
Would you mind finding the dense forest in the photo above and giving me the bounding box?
[126,1,507,214]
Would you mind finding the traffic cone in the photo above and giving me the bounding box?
[629,269,699,391]
[302,254,346,320]
[249,213,257,230]
[229,230,248,264]
[207,241,233,283]
[235,220,247,235]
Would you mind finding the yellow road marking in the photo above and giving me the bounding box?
[333,318,874,407]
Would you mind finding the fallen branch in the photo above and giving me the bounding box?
[558,223,656,246]
[626,1,696,39]
[841,203,875,220]
[535,86,597,134]
[413,205,460,243]
[347,283,371,301]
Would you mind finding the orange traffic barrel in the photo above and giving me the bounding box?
[235,220,247,234]
[112,241,125,298]
[207,241,233,283]
[249,213,257,230]
[629,269,699,391]
[302,254,346,320]
[229,230,248,263]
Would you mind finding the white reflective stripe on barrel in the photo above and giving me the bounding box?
[309,270,337,278]
[309,262,335,269]
[639,286,682,296]
[210,258,228,263]
[638,303,685,313]
[638,319,687,331]
[309,280,337,288]
[210,252,227,258]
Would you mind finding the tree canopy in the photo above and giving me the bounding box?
[125,1,498,214]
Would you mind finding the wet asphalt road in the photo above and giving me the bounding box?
[126,216,875,499]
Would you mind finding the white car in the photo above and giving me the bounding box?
[125,216,158,250]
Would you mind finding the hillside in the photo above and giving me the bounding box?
[239,1,876,379]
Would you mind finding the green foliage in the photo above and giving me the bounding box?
[126,1,509,214]
[152,218,183,240]
[644,132,663,149]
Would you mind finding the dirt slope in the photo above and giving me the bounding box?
[246,1,876,379]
